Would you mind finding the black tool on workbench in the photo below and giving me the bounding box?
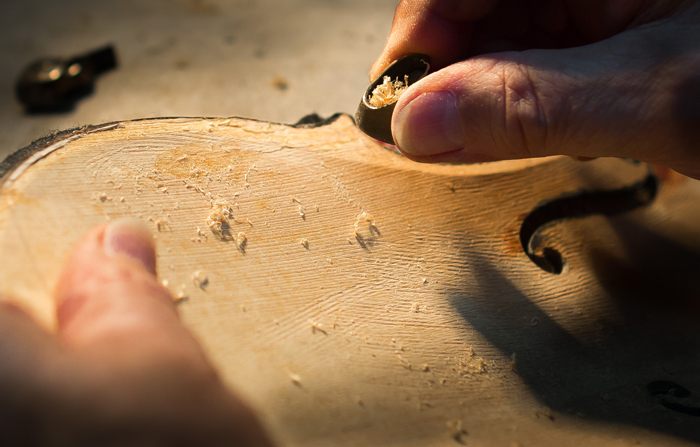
[15,45,118,113]
[355,53,430,145]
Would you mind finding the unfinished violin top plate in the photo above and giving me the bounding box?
[2,114,700,447]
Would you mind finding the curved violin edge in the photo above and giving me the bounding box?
[0,113,352,187]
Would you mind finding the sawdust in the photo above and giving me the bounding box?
[174,291,188,303]
[353,211,377,239]
[368,75,409,108]
[454,347,487,375]
[192,270,208,290]
[410,302,428,313]
[287,371,302,387]
[207,199,233,238]
[154,218,169,232]
[509,353,518,373]
[533,406,554,421]
[447,420,468,445]
[308,319,327,335]
[236,231,247,251]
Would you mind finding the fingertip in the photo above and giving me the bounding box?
[392,90,465,158]
[54,219,182,351]
[55,217,159,326]
[104,218,156,276]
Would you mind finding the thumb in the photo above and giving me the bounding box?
[391,11,700,177]
[55,218,207,366]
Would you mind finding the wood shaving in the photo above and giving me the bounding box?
[236,231,247,250]
[368,75,409,108]
[288,371,302,387]
[308,319,327,335]
[207,199,233,238]
[410,302,428,313]
[533,406,554,421]
[398,354,412,370]
[353,211,376,238]
[155,218,169,232]
[447,420,468,445]
[192,270,209,289]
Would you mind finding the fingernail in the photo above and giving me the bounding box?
[103,218,156,275]
[393,91,465,157]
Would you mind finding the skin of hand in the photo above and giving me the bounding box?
[373,0,700,178]
[0,218,274,447]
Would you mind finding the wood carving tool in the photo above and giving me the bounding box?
[15,45,118,112]
[355,53,430,145]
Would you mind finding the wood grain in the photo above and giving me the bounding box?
[2,115,700,446]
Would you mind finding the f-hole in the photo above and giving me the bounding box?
[647,380,700,417]
[519,172,658,274]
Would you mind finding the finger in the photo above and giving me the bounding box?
[390,11,700,178]
[54,218,208,367]
[0,303,77,443]
[0,302,66,387]
[370,0,501,80]
[53,219,274,446]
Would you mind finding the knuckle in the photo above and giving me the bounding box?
[394,0,411,19]
[497,60,556,158]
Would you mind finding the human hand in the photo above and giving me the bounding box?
[373,0,700,178]
[0,218,273,447]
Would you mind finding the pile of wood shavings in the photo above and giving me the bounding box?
[368,75,409,107]
[207,199,233,237]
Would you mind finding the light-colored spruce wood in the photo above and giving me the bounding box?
[1,115,700,446]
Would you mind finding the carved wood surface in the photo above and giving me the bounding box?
[2,115,700,446]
